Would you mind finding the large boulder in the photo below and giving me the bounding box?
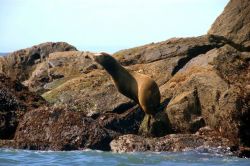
[14,105,116,150]
[208,0,250,49]
[42,69,132,114]
[0,74,46,139]
[23,51,99,93]
[213,46,250,147]
[162,45,250,146]
[0,42,77,82]
[166,89,205,133]
[13,105,145,150]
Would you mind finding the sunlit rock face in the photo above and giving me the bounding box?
[208,0,250,49]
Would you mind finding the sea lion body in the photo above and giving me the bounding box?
[90,53,160,115]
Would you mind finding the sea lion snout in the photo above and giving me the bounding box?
[93,53,103,57]
[86,52,107,60]
[94,52,110,58]
[91,53,102,63]
[90,52,112,64]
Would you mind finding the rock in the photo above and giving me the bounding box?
[166,89,205,133]
[14,105,118,151]
[42,69,132,114]
[213,45,250,87]
[138,111,171,137]
[238,147,250,158]
[208,0,250,49]
[23,51,133,115]
[213,45,250,147]
[161,47,228,122]
[97,105,145,134]
[0,74,46,139]
[23,51,98,93]
[162,45,250,147]
[0,140,14,148]
[110,131,233,153]
[0,42,77,83]
[11,104,145,151]
[113,36,223,66]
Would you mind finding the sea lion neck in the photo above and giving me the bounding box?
[103,61,129,79]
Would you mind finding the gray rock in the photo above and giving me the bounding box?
[208,0,250,49]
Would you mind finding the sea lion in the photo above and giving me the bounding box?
[88,52,161,115]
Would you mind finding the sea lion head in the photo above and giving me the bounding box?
[90,52,117,69]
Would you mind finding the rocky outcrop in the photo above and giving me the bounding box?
[208,0,250,49]
[40,36,225,114]
[0,0,249,157]
[162,45,249,147]
[0,37,227,115]
[11,104,144,151]
[23,51,98,93]
[14,105,116,151]
[165,0,250,149]
[97,105,145,134]
[113,36,223,66]
[42,69,132,114]
[166,89,204,133]
[0,42,77,83]
[213,46,250,147]
[3,50,134,115]
[0,74,46,139]
[110,127,233,153]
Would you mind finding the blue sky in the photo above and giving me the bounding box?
[0,0,229,53]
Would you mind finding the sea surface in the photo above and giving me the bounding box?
[0,53,8,56]
[0,148,249,166]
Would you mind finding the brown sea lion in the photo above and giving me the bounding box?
[89,52,161,115]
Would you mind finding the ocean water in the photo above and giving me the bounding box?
[0,148,249,166]
[0,53,8,56]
